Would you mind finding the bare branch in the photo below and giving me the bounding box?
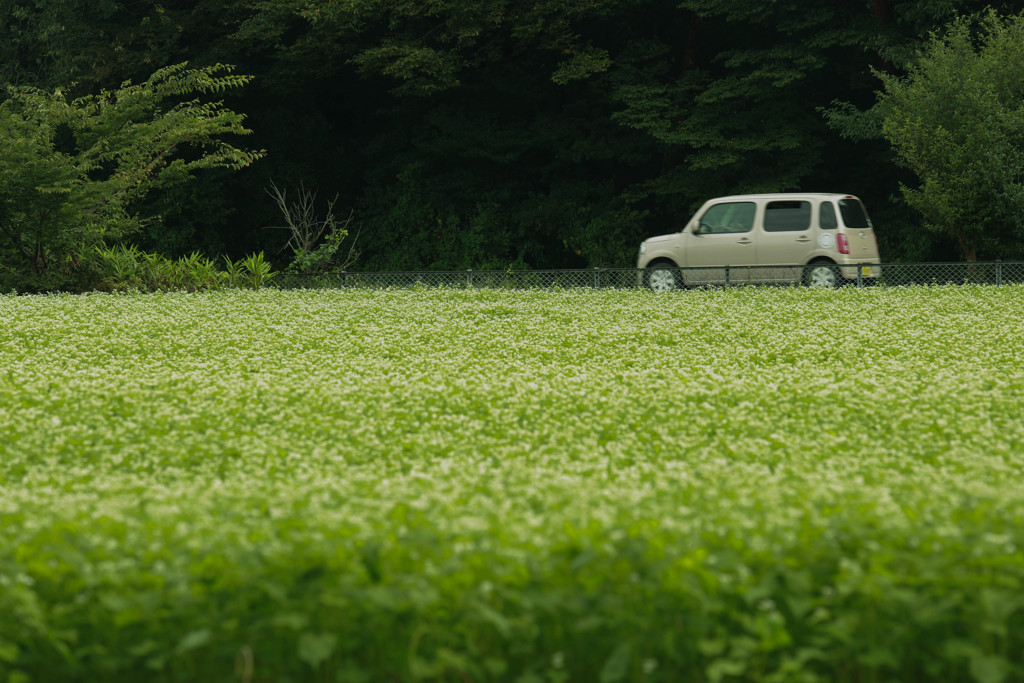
[264,180,356,273]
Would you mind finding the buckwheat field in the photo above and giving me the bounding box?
[2,285,1024,682]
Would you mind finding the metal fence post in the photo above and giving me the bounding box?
[996,260,1003,286]
[857,267,863,288]
[725,265,731,287]
[467,269,473,287]
[593,267,601,288]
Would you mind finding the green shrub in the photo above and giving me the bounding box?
[85,244,277,292]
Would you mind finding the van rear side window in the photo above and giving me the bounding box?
[819,202,838,229]
[764,201,810,232]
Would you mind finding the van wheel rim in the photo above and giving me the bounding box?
[808,266,837,287]
[648,269,677,291]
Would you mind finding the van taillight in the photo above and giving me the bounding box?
[837,234,850,254]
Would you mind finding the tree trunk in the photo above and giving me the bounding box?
[34,241,50,273]
[661,11,702,175]
[957,231,977,263]
[6,229,47,274]
[869,0,896,72]
[682,11,701,75]
[870,0,894,25]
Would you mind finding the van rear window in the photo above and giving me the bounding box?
[764,201,810,232]
[839,199,871,229]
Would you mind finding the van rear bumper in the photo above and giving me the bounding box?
[839,263,881,281]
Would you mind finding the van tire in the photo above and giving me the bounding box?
[804,262,840,288]
[645,264,682,291]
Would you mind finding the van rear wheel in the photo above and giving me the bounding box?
[645,264,681,291]
[804,263,839,288]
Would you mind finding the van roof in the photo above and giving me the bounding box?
[709,193,859,201]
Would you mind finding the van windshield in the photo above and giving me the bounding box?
[838,199,872,229]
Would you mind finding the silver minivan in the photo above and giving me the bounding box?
[637,193,881,289]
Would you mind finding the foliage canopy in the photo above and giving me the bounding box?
[3,1,1024,276]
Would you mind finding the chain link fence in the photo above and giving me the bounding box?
[277,261,1024,291]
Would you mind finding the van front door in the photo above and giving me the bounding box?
[684,201,757,285]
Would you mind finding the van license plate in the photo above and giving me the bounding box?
[861,266,871,276]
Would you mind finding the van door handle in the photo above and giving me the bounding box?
[737,238,752,244]
[795,237,811,243]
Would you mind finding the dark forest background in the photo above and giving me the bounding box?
[3,0,1021,272]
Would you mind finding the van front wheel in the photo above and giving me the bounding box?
[645,265,681,291]
[804,263,839,288]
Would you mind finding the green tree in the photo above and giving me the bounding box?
[0,62,264,290]
[877,10,1024,262]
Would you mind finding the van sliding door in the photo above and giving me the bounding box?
[756,200,811,283]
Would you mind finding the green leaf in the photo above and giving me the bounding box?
[699,638,728,657]
[970,654,1010,683]
[298,632,337,669]
[0,639,20,663]
[472,600,512,637]
[599,642,632,683]
[175,628,212,654]
[271,613,309,631]
[707,658,747,683]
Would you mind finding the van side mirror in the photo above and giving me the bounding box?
[694,223,707,235]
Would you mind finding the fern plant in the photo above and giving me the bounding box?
[240,252,278,289]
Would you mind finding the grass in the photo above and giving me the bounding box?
[2,285,1024,682]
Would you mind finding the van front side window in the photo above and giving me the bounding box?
[699,202,756,234]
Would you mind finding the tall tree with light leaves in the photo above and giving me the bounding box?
[876,10,1024,262]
